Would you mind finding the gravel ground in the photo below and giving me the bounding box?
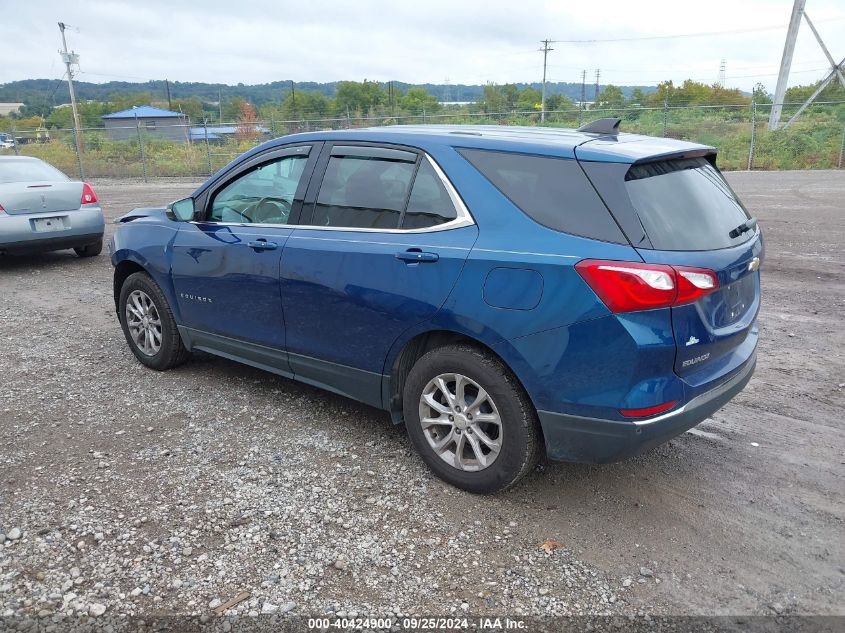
[0,171,843,626]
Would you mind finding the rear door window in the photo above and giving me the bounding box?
[310,152,416,229]
[624,157,752,251]
[458,148,625,243]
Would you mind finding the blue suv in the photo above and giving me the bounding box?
[110,120,761,493]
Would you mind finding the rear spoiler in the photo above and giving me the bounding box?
[630,148,717,166]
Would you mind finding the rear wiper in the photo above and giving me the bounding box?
[729,217,758,239]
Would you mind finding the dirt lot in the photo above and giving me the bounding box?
[0,171,843,622]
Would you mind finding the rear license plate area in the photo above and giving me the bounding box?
[32,217,68,232]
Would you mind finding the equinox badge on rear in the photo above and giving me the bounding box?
[682,353,711,368]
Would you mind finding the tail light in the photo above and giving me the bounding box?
[0,203,5,214]
[620,400,679,418]
[575,259,718,313]
[81,183,98,205]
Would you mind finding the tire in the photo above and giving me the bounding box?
[118,271,189,370]
[402,344,542,494]
[74,238,103,258]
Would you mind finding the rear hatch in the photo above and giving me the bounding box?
[579,152,762,380]
[0,181,84,214]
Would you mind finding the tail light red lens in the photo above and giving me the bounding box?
[81,183,98,205]
[620,400,679,418]
[675,268,718,304]
[0,203,5,214]
[575,259,719,313]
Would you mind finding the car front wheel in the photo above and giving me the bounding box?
[118,272,189,370]
[403,344,541,494]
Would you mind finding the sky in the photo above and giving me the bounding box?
[1,0,844,92]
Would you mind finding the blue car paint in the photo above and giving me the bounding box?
[280,224,479,372]
[111,210,182,311]
[111,125,760,464]
[171,222,294,353]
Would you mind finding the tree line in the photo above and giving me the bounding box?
[1,76,843,133]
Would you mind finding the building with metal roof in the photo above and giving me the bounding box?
[188,125,271,144]
[102,106,189,142]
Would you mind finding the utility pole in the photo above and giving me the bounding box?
[539,39,553,123]
[290,80,296,119]
[57,22,83,158]
[770,0,806,129]
[218,88,223,122]
[594,69,601,103]
[165,79,172,109]
[579,69,587,124]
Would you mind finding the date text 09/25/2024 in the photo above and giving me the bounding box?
[306,617,527,630]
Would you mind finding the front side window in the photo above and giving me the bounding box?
[311,155,416,229]
[209,154,308,224]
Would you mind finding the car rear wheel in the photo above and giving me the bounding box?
[403,344,541,493]
[118,272,189,370]
[74,238,103,258]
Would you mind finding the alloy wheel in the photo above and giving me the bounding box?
[418,373,503,472]
[125,289,162,356]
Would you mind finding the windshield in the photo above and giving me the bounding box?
[624,157,753,251]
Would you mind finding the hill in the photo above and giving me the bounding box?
[0,78,655,113]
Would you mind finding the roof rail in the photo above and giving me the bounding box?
[577,118,621,135]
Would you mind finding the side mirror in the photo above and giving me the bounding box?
[168,197,195,222]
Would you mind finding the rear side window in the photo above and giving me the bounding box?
[0,159,69,184]
[624,157,752,251]
[311,155,415,229]
[458,149,625,243]
[401,160,458,229]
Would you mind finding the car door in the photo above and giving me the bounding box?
[280,143,479,407]
[170,144,319,373]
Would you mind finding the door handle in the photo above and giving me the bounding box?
[247,239,278,251]
[396,248,439,263]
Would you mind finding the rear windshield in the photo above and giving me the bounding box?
[0,159,69,184]
[624,157,752,251]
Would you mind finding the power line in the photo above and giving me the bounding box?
[550,16,845,44]
[77,70,154,81]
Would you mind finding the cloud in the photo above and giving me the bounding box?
[1,0,843,92]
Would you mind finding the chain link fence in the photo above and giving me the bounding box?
[2,101,844,180]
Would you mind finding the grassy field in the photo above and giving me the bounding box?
[3,103,844,178]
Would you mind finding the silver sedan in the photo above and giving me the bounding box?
[0,156,104,257]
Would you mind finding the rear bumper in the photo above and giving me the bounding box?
[538,351,756,463]
[0,232,103,254]
[0,206,104,254]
